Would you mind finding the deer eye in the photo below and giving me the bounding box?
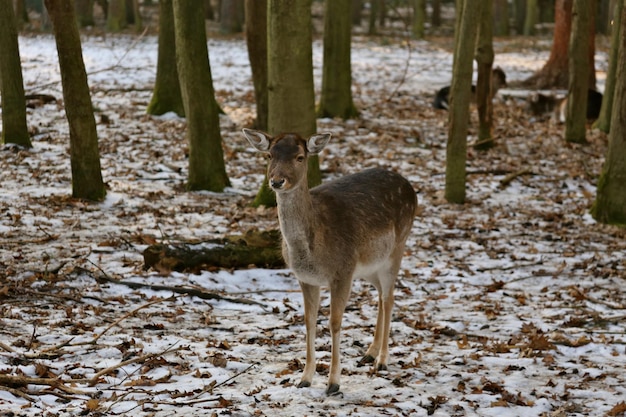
[266,154,273,160]
[296,155,305,162]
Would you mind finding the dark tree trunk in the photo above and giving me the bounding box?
[564,0,595,144]
[446,0,483,204]
[591,5,626,225]
[147,0,185,117]
[0,0,31,148]
[173,0,230,192]
[318,0,358,119]
[45,0,106,201]
[244,0,268,131]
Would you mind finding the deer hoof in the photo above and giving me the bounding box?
[357,354,375,367]
[377,363,388,371]
[297,380,311,388]
[326,383,341,395]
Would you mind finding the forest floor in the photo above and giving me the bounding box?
[1,33,626,417]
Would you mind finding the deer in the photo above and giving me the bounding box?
[242,129,417,395]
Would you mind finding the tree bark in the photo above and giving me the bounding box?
[594,0,622,133]
[107,0,127,31]
[254,0,319,207]
[45,0,106,201]
[412,0,425,39]
[75,0,95,27]
[143,230,284,271]
[446,0,482,204]
[524,0,538,35]
[591,5,626,226]
[220,0,244,33]
[317,0,358,119]
[0,0,31,148]
[475,0,495,150]
[564,0,595,144]
[173,0,230,192]
[147,0,185,117]
[244,0,268,131]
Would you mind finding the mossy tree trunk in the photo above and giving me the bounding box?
[107,0,127,31]
[564,0,595,144]
[254,0,319,207]
[173,0,230,192]
[594,0,622,133]
[524,0,538,35]
[0,0,31,148]
[75,0,95,27]
[45,0,106,201]
[317,0,358,120]
[244,0,268,131]
[445,0,482,204]
[475,0,495,150]
[147,0,184,117]
[220,0,244,34]
[591,5,626,226]
[412,0,425,39]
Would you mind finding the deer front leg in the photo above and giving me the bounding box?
[298,282,320,388]
[326,279,353,395]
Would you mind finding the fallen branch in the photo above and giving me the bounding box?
[88,344,184,386]
[499,168,534,187]
[96,274,268,309]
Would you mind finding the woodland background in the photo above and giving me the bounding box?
[1,1,625,416]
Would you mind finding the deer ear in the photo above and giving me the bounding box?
[307,133,331,154]
[242,128,272,152]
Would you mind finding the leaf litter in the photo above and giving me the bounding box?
[0,34,625,416]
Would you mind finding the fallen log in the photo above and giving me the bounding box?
[142,229,284,272]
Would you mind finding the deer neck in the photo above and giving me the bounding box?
[275,185,317,250]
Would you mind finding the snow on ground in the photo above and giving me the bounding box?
[1,34,625,417]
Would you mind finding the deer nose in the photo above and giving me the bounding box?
[270,178,286,189]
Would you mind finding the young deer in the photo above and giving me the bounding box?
[242,129,417,395]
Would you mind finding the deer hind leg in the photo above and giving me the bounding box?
[361,255,402,371]
[298,282,320,389]
[326,277,353,395]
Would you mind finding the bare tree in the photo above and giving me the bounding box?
[244,0,268,131]
[591,5,626,225]
[564,0,596,144]
[474,0,495,150]
[147,0,184,116]
[252,0,318,207]
[446,0,483,204]
[317,0,358,119]
[0,0,31,148]
[44,0,106,201]
[594,0,622,133]
[173,0,230,191]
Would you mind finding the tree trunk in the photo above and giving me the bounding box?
[591,5,626,226]
[147,0,185,117]
[446,0,482,204]
[368,0,379,35]
[107,0,127,31]
[0,0,31,148]
[493,0,509,36]
[244,0,268,131]
[173,0,230,191]
[317,0,358,119]
[431,0,441,28]
[524,0,538,35]
[524,0,572,88]
[220,0,244,33]
[255,0,319,207]
[564,0,595,144]
[75,0,95,27]
[594,0,622,133]
[475,0,495,150]
[352,0,362,27]
[45,0,106,201]
[412,0,426,39]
